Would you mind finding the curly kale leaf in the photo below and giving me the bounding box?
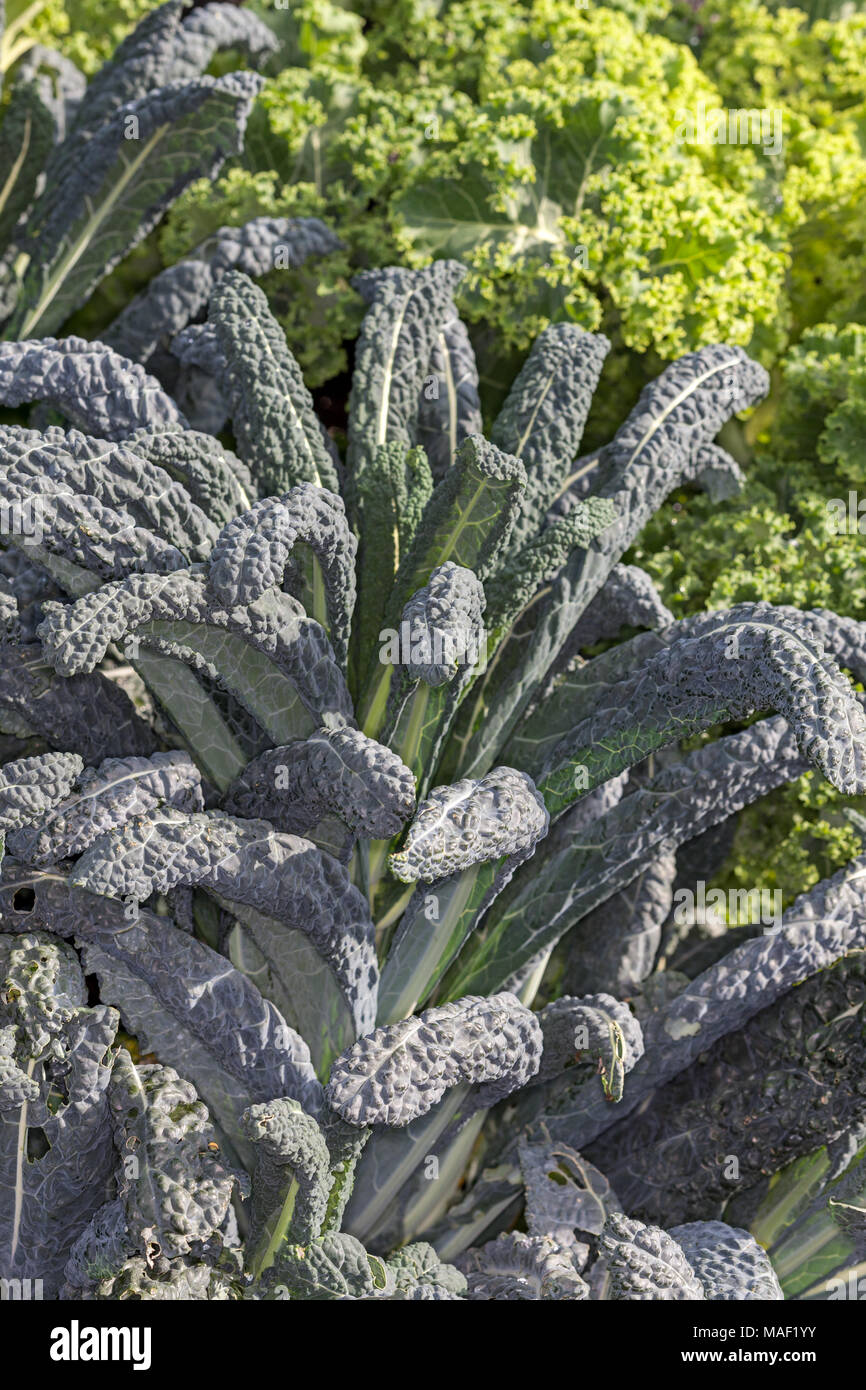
[0,934,117,1295]
[325,992,543,1126]
[6,751,202,865]
[225,728,415,843]
[207,483,357,666]
[668,1223,783,1301]
[200,270,339,495]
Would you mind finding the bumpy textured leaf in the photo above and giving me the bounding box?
[0,338,185,438]
[0,640,157,760]
[393,561,485,689]
[563,562,675,656]
[225,728,415,841]
[456,1231,588,1300]
[668,1223,783,1301]
[123,426,255,528]
[18,895,325,1168]
[325,992,543,1126]
[564,852,677,996]
[0,425,217,561]
[416,306,482,478]
[6,751,202,865]
[460,345,770,776]
[383,1241,467,1300]
[9,73,262,340]
[600,1212,705,1300]
[105,218,340,366]
[519,1131,622,1246]
[0,751,82,833]
[388,436,525,630]
[389,766,547,883]
[71,806,378,1035]
[168,2,279,83]
[588,952,866,1230]
[350,440,433,690]
[37,568,354,744]
[558,852,866,1156]
[509,603,866,816]
[0,934,117,1296]
[490,325,610,553]
[347,260,465,498]
[446,717,812,1002]
[482,499,617,642]
[0,80,55,251]
[200,271,339,495]
[207,484,357,665]
[258,1231,393,1300]
[14,45,85,144]
[241,1098,331,1275]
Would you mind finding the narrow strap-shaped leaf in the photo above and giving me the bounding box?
[554,852,866,1157]
[443,715,809,1002]
[169,2,279,83]
[0,338,185,437]
[207,484,357,666]
[242,1098,331,1276]
[71,806,379,1036]
[387,435,525,622]
[490,324,610,554]
[458,345,770,777]
[0,639,157,760]
[104,216,340,366]
[9,72,263,340]
[509,604,866,816]
[201,270,339,494]
[0,79,54,251]
[416,305,482,479]
[124,426,256,525]
[6,751,202,864]
[325,992,543,1126]
[0,427,218,559]
[0,750,82,831]
[224,728,415,841]
[36,568,354,744]
[563,853,677,996]
[0,870,325,1168]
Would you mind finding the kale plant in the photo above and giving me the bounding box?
[1,250,866,1301]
